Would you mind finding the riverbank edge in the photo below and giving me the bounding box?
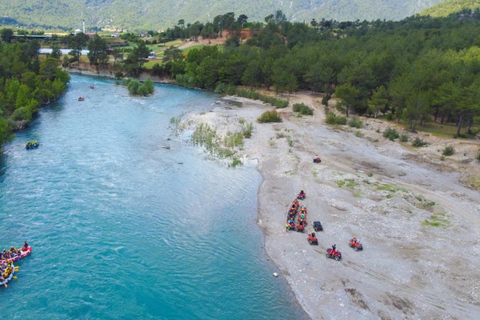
[64,67,175,84]
[255,165,315,320]
[2,85,69,151]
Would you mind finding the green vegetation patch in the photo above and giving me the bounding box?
[468,176,480,191]
[422,212,451,228]
[124,78,155,96]
[412,137,429,148]
[326,113,347,125]
[376,183,408,193]
[258,110,282,123]
[336,179,358,189]
[348,117,364,128]
[383,127,400,141]
[236,89,289,108]
[191,123,243,164]
[292,103,313,115]
[442,146,455,156]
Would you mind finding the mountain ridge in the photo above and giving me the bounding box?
[0,0,444,30]
[420,0,480,17]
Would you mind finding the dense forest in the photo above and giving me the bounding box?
[421,0,480,17]
[152,10,480,135]
[0,39,70,149]
[0,0,442,31]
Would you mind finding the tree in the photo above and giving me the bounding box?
[335,84,360,117]
[87,34,108,66]
[1,28,13,43]
[164,46,183,62]
[68,33,89,62]
[242,60,262,89]
[368,86,389,118]
[225,36,240,48]
[134,42,150,59]
[144,78,155,94]
[50,45,62,59]
[274,10,287,25]
[237,14,248,27]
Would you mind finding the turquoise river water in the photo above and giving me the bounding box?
[0,75,307,319]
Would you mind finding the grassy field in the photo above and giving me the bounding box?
[181,45,206,53]
[375,115,479,139]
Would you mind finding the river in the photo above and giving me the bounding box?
[0,75,307,319]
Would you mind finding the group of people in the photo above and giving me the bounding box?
[286,197,308,231]
[0,261,14,283]
[0,242,29,261]
[25,140,39,149]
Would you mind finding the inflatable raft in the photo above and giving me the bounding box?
[0,264,15,287]
[1,246,32,263]
[25,142,39,150]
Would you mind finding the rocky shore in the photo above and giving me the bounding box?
[182,92,480,319]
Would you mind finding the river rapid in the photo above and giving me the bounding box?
[0,75,307,319]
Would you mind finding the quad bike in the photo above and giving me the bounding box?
[308,233,318,245]
[313,221,323,231]
[349,240,363,251]
[326,248,342,261]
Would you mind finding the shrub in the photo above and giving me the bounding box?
[235,88,289,108]
[144,78,155,94]
[386,113,394,121]
[399,133,409,142]
[115,72,124,79]
[242,123,253,138]
[230,157,243,168]
[293,103,313,115]
[476,149,480,162]
[137,85,149,96]
[348,117,363,128]
[412,137,428,147]
[336,116,347,125]
[355,130,364,137]
[258,110,282,123]
[215,83,236,95]
[325,112,346,125]
[127,79,140,95]
[383,127,399,141]
[442,146,455,156]
[322,94,331,106]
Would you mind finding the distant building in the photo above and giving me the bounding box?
[74,29,82,35]
[148,52,156,59]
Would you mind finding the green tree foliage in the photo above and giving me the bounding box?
[124,78,155,96]
[87,34,109,66]
[68,33,89,62]
[1,28,14,43]
[257,110,282,123]
[141,10,480,136]
[0,42,69,148]
[335,84,359,117]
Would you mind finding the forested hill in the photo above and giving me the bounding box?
[0,0,443,30]
[421,0,480,17]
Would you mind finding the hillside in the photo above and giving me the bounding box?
[0,0,443,30]
[421,0,480,17]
